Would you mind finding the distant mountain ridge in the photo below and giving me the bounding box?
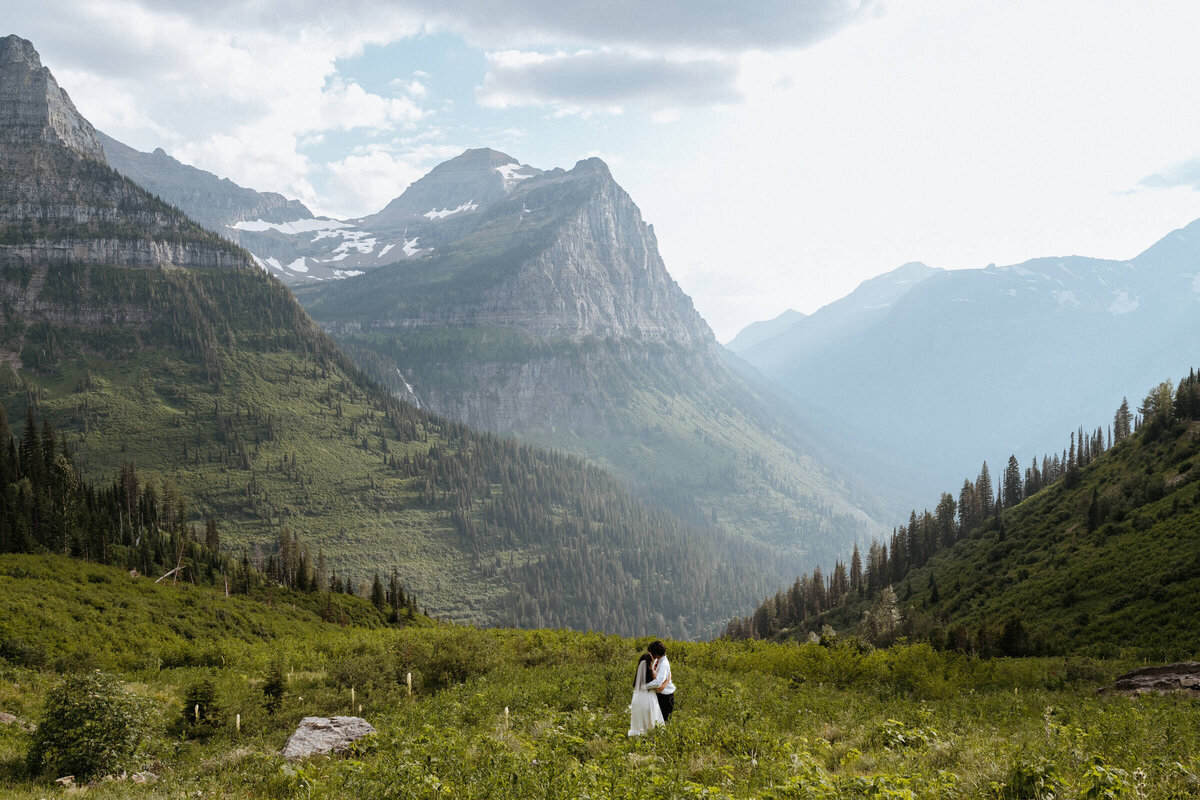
[96,135,547,285]
[98,131,313,230]
[731,261,942,369]
[735,230,1200,496]
[725,308,806,352]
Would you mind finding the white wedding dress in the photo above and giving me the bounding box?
[628,659,665,736]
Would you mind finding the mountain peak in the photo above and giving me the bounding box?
[449,147,517,165]
[572,156,612,178]
[366,147,541,228]
[0,35,105,162]
[0,34,39,68]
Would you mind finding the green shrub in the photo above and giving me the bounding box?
[401,627,498,692]
[0,636,46,668]
[1004,754,1065,799]
[26,671,149,781]
[263,663,286,714]
[177,678,223,739]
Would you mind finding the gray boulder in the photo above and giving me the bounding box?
[281,716,376,760]
[1106,662,1200,696]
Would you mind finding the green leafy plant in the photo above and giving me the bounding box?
[25,670,149,781]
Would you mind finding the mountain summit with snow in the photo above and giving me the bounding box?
[97,138,546,283]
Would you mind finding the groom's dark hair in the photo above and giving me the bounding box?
[648,641,666,657]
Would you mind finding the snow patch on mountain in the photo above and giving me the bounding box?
[403,237,422,256]
[1108,291,1139,314]
[1051,290,1079,308]
[378,243,396,258]
[233,218,350,234]
[423,201,478,220]
[496,163,533,190]
[286,257,308,274]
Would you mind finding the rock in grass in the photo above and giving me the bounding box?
[281,716,375,760]
[1106,662,1200,695]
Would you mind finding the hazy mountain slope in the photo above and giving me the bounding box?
[298,152,892,573]
[737,369,1200,659]
[725,308,805,352]
[736,261,942,371]
[744,231,1200,496]
[0,35,778,638]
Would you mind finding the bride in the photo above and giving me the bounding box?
[628,653,665,736]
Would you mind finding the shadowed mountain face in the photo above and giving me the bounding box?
[295,150,894,573]
[0,35,796,639]
[97,131,313,231]
[735,228,1200,496]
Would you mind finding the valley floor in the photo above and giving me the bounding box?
[1,626,1197,799]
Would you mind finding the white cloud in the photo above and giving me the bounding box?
[322,143,466,218]
[1138,157,1200,192]
[478,49,741,112]
[424,0,879,53]
[306,79,426,133]
[11,0,433,204]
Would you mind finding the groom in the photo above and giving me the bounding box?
[643,640,676,723]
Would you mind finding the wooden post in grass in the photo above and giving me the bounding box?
[406,672,412,696]
[504,706,510,730]
[194,704,200,724]
[351,686,355,706]
[236,713,241,734]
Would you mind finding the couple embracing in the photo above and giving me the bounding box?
[628,640,675,736]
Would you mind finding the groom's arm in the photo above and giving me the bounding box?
[643,657,669,690]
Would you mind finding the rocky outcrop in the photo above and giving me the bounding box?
[281,716,376,760]
[0,237,249,271]
[0,35,105,164]
[0,37,253,274]
[1104,663,1200,696]
[479,160,710,346]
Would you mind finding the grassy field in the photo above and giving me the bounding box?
[1,557,1196,799]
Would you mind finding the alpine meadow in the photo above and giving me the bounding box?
[3,4,1200,798]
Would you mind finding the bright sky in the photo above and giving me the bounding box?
[12,1,1200,340]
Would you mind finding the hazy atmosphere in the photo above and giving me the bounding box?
[3,2,1200,796]
[13,0,1200,338]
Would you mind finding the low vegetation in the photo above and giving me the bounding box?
[0,554,1197,798]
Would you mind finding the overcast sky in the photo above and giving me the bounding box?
[12,1,1200,339]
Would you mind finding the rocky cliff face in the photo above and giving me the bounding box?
[312,156,714,348]
[0,36,252,274]
[301,151,887,565]
[0,35,105,165]
[473,159,711,345]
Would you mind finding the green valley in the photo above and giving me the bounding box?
[2,553,1199,799]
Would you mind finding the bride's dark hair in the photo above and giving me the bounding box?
[633,653,654,688]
